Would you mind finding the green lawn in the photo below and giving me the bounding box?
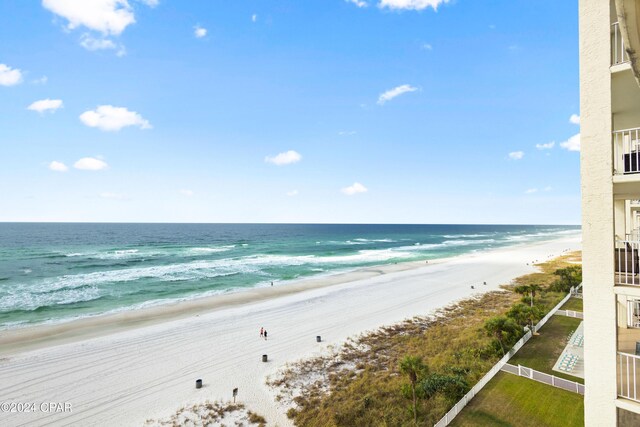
[509,315,583,383]
[560,298,583,312]
[451,372,584,427]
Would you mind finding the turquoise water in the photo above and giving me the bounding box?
[0,223,580,329]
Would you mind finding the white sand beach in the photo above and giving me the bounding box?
[0,235,580,427]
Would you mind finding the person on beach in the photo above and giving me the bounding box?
[264,330,268,340]
[260,327,264,338]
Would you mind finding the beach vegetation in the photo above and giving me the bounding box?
[505,304,544,332]
[420,372,469,401]
[399,355,428,423]
[549,266,582,292]
[514,284,543,307]
[483,316,521,356]
[144,401,267,427]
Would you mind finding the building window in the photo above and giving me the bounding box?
[628,300,640,328]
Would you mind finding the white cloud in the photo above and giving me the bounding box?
[422,43,433,50]
[80,34,119,51]
[180,189,194,197]
[42,0,137,35]
[100,192,127,200]
[265,150,302,166]
[341,182,368,195]
[569,114,580,125]
[252,14,258,22]
[543,186,553,192]
[0,64,23,86]
[378,0,449,11]
[286,190,299,197]
[535,141,555,150]
[80,105,151,131]
[508,151,524,160]
[27,99,63,113]
[347,0,368,7]
[525,188,538,194]
[32,76,48,85]
[377,84,418,105]
[194,25,207,38]
[560,133,581,152]
[74,157,109,170]
[338,130,357,135]
[48,161,68,172]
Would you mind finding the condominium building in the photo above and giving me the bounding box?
[581,0,640,425]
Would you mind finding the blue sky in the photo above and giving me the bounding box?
[0,0,580,224]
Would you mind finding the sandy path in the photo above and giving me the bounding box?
[0,236,580,427]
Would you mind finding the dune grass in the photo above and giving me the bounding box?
[450,372,584,427]
[509,315,583,384]
[144,402,266,427]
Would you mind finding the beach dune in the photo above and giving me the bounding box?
[0,235,580,427]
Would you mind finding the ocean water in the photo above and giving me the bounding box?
[0,223,580,329]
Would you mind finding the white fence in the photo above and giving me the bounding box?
[555,309,584,319]
[501,363,585,395]
[613,128,640,176]
[433,286,580,427]
[618,352,640,402]
[532,289,575,334]
[433,329,532,427]
[612,22,629,65]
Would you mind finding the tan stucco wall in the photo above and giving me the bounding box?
[581,0,618,424]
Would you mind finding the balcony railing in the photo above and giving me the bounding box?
[616,240,640,285]
[612,22,629,65]
[619,352,640,402]
[613,128,640,175]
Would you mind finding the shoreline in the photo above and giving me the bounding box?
[0,236,574,356]
[0,235,581,427]
[0,254,454,356]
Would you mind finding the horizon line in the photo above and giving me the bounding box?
[0,221,582,226]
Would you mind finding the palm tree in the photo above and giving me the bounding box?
[524,305,544,332]
[506,303,529,328]
[514,285,531,305]
[484,316,520,356]
[399,355,428,424]
[529,284,543,307]
[514,284,542,307]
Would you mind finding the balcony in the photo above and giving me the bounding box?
[613,22,630,66]
[616,241,640,286]
[619,352,640,402]
[614,128,640,176]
